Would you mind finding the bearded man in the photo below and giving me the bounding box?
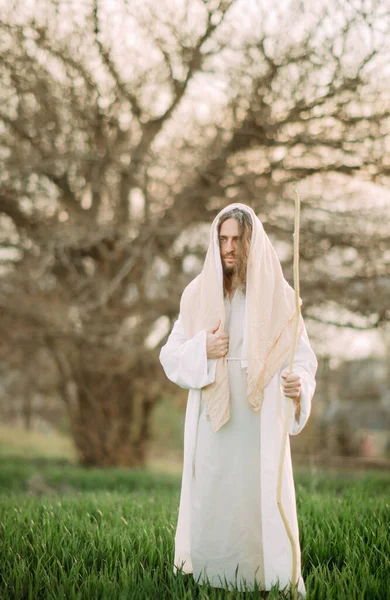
[159,203,317,598]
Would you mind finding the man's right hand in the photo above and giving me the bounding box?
[206,321,229,359]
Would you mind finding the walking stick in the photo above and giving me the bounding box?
[276,183,301,600]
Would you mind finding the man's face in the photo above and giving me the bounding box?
[218,218,240,275]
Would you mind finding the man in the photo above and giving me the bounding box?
[159,203,317,598]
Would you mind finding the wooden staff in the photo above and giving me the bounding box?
[276,183,301,600]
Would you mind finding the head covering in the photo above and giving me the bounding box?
[180,202,304,432]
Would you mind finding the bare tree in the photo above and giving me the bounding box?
[0,0,389,465]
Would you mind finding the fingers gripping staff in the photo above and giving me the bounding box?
[277,184,302,600]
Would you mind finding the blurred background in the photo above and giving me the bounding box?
[1,0,390,476]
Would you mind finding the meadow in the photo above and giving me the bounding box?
[0,453,389,600]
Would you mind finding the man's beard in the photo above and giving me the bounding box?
[221,251,248,292]
[222,257,238,277]
[222,262,236,276]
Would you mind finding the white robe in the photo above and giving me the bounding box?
[159,288,318,597]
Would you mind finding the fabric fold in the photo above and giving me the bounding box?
[180,203,304,432]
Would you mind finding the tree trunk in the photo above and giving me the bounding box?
[69,370,153,467]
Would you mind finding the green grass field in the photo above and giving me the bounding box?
[0,455,389,600]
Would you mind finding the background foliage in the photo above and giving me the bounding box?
[1,0,390,465]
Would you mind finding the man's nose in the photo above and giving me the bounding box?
[226,239,234,252]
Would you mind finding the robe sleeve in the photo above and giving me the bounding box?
[280,325,318,436]
[159,313,218,390]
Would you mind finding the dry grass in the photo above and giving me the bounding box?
[0,424,77,462]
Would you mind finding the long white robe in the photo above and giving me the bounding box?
[159,287,317,597]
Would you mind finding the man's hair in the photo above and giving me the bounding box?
[217,208,252,296]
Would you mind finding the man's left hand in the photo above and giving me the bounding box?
[280,370,302,404]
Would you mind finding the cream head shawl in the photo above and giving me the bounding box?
[180,203,304,432]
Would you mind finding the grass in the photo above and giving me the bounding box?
[0,424,78,462]
[0,456,389,599]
